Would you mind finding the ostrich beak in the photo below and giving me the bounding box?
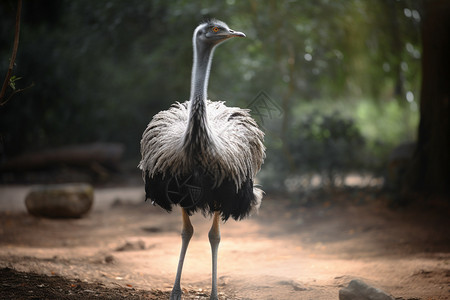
[228,29,246,38]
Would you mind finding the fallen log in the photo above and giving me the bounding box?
[0,143,125,172]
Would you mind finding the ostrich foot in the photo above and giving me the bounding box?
[170,288,182,300]
[210,293,218,300]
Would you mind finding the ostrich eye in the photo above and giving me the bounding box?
[212,27,219,33]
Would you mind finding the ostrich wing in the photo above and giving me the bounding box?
[139,100,265,188]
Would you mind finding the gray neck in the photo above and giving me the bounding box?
[184,38,216,152]
[190,39,215,104]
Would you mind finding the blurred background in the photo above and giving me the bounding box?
[0,0,446,199]
[0,2,449,298]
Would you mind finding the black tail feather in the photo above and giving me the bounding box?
[144,171,257,221]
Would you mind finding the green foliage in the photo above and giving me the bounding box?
[8,76,21,91]
[0,0,422,191]
[291,110,365,171]
[259,97,418,191]
[270,109,366,188]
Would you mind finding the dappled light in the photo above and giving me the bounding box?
[0,187,449,299]
[0,1,449,299]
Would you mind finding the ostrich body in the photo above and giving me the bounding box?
[139,19,265,300]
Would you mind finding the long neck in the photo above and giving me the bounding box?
[190,40,214,102]
[184,38,215,152]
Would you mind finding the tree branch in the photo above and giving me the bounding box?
[0,0,23,106]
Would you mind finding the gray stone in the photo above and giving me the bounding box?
[115,240,146,251]
[339,279,395,300]
[25,183,94,218]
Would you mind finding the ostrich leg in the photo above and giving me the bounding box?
[208,211,221,300]
[170,208,194,300]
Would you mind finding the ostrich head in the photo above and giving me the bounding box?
[189,19,245,103]
[193,19,246,49]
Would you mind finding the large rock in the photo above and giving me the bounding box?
[25,183,94,218]
[339,279,395,300]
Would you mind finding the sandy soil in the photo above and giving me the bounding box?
[0,185,449,299]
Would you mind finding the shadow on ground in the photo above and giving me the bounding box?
[0,186,449,299]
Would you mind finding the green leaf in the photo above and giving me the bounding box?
[9,76,22,91]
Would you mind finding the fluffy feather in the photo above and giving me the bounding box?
[138,20,265,221]
[139,100,264,220]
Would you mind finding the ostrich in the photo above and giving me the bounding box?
[139,19,265,300]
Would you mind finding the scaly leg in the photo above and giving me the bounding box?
[170,208,194,300]
[208,211,221,300]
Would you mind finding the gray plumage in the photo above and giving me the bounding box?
[140,100,264,192]
[139,19,265,218]
[138,19,265,300]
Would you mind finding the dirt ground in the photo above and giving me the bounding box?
[0,184,449,300]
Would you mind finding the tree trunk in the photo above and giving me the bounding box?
[404,0,450,197]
